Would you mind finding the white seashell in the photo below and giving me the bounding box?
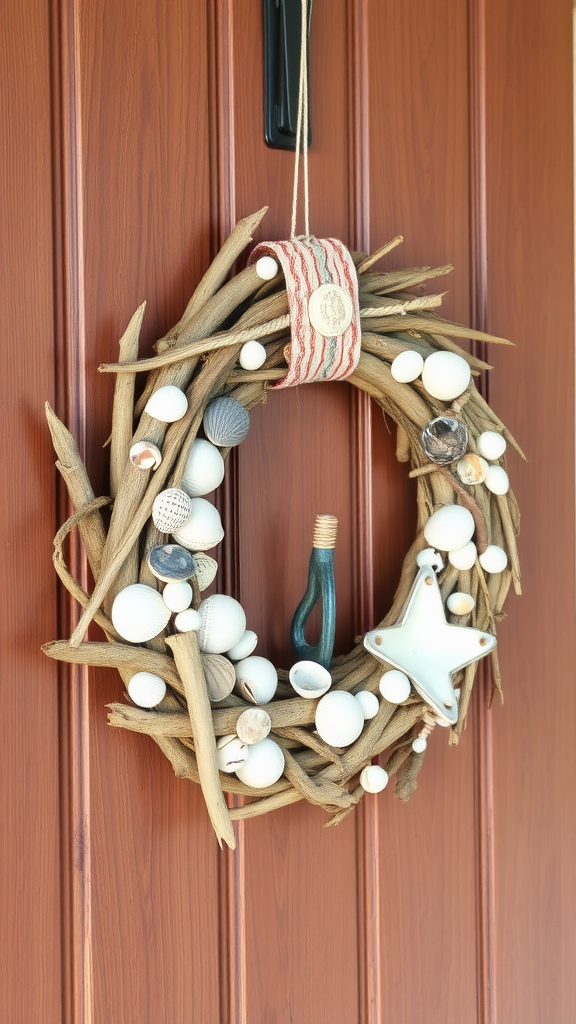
[128,671,166,708]
[181,439,225,497]
[129,440,162,470]
[239,341,267,371]
[226,630,258,661]
[456,453,489,485]
[421,351,471,401]
[315,690,365,748]
[152,488,191,533]
[203,397,250,447]
[235,737,285,788]
[360,764,389,793]
[289,660,332,699]
[448,541,478,571]
[217,734,248,773]
[424,505,475,552]
[478,544,508,573]
[379,670,411,704]
[193,553,219,591]
[236,708,272,745]
[355,690,380,720]
[172,498,224,551]
[390,350,424,383]
[202,654,236,702]
[174,608,202,632]
[412,736,428,754]
[446,592,475,616]
[416,547,444,572]
[111,584,171,643]
[162,581,192,613]
[198,594,246,654]
[477,430,507,460]
[255,255,279,281]
[485,465,510,495]
[145,385,188,423]
[234,656,278,704]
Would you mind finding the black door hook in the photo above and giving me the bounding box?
[263,0,312,150]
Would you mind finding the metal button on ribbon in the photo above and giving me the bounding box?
[308,283,354,337]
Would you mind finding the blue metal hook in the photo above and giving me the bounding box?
[290,514,337,669]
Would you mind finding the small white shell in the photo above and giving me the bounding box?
[255,255,279,281]
[448,541,478,571]
[485,465,510,495]
[412,736,428,754]
[172,498,224,551]
[390,350,424,383]
[174,608,202,632]
[162,581,192,613]
[234,656,278,705]
[145,385,188,423]
[477,430,507,460]
[355,690,380,720]
[129,440,162,470]
[478,544,508,573]
[111,584,171,643]
[193,553,219,591]
[197,594,246,654]
[236,708,272,745]
[181,439,225,498]
[216,734,248,773]
[456,453,489,485]
[315,690,365,748]
[203,397,250,447]
[289,661,332,699]
[235,737,285,788]
[421,351,471,401]
[446,592,475,616]
[416,547,444,572]
[226,630,258,661]
[152,488,191,533]
[128,671,166,708]
[379,670,411,704]
[424,505,475,552]
[239,340,267,371]
[360,764,389,793]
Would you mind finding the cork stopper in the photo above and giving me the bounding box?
[313,514,338,549]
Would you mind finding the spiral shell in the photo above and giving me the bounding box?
[203,397,250,447]
[152,488,191,533]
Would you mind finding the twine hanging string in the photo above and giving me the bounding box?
[290,0,310,240]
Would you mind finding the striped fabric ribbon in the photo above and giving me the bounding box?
[248,237,361,389]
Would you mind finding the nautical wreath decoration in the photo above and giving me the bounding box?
[43,205,522,850]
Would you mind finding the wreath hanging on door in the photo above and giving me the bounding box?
[42,205,521,850]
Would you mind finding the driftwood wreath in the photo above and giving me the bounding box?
[43,207,521,849]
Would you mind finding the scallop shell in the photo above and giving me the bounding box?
[145,385,188,422]
[162,581,192,613]
[174,608,202,632]
[129,440,162,470]
[193,552,219,591]
[424,505,475,552]
[172,498,224,551]
[197,594,246,654]
[128,671,166,708]
[235,738,285,789]
[148,543,196,583]
[315,690,365,748]
[111,584,171,643]
[236,708,272,745]
[289,661,331,699]
[234,656,278,704]
[360,764,389,793]
[152,488,191,533]
[421,417,469,465]
[181,439,225,497]
[456,453,489,485]
[203,397,250,447]
[354,690,380,720]
[216,734,248,773]
[226,629,258,661]
[446,592,475,616]
[421,351,471,401]
[202,654,236,702]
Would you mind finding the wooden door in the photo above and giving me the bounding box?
[2,1,575,1021]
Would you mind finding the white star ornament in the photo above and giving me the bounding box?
[363,566,496,725]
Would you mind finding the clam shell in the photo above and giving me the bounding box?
[226,629,258,661]
[198,594,246,654]
[181,439,225,497]
[477,430,507,460]
[239,340,267,371]
[193,553,219,591]
[148,543,196,583]
[421,351,471,401]
[202,654,236,702]
[485,465,510,495]
[390,349,424,383]
[111,584,171,643]
[162,581,192,613]
[203,397,250,447]
[354,690,380,720]
[235,738,285,789]
[360,764,389,793]
[174,608,202,632]
[129,440,162,470]
[289,661,331,699]
[128,671,166,708]
[315,690,365,748]
[236,708,272,745]
[456,453,489,485]
[448,541,478,571]
[172,498,224,551]
[217,734,248,773]
[379,670,411,704]
[446,592,475,616]
[424,505,475,552]
[421,417,469,465]
[234,656,278,705]
[145,385,188,423]
[152,488,191,533]
[478,544,508,573]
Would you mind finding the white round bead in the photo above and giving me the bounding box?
[239,340,267,371]
[477,430,507,460]
[360,764,389,793]
[354,690,380,720]
[448,541,477,571]
[390,349,424,383]
[478,544,508,574]
[255,256,279,281]
[174,608,202,632]
[446,591,475,616]
[485,465,510,495]
[162,581,193,613]
[421,351,471,401]
[412,736,428,754]
[128,671,166,708]
[379,670,411,704]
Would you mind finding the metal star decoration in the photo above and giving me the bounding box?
[364,566,496,725]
